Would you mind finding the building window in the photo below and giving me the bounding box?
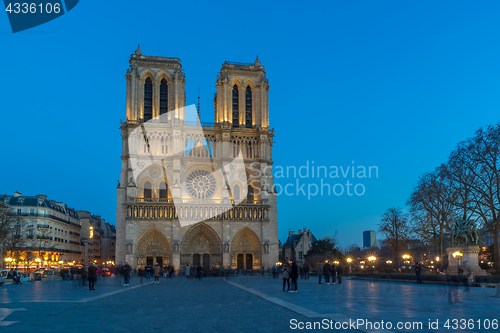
[160,78,168,118]
[245,86,252,128]
[299,251,303,260]
[144,77,153,121]
[232,85,239,127]
[159,182,168,199]
[144,181,152,199]
[247,185,254,203]
[233,185,240,202]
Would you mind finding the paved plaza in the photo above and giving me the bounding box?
[0,276,499,332]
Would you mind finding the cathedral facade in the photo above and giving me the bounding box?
[115,47,278,271]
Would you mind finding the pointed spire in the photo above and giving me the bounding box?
[197,85,201,124]
[135,44,142,56]
[254,55,261,66]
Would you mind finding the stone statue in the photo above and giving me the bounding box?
[126,242,133,254]
[451,219,477,246]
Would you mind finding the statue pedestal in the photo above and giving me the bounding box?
[446,246,488,276]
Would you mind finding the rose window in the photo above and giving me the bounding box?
[186,170,216,199]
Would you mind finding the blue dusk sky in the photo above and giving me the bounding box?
[1,1,500,248]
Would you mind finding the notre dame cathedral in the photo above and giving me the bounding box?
[115,46,278,271]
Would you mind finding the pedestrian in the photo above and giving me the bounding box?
[323,261,331,285]
[154,263,160,283]
[317,262,323,284]
[337,265,343,284]
[415,262,422,284]
[169,265,174,278]
[115,263,123,285]
[290,261,298,292]
[145,265,152,279]
[81,266,88,287]
[122,262,132,286]
[282,264,290,292]
[197,265,203,280]
[185,264,190,279]
[138,267,144,284]
[96,265,102,282]
[305,264,310,280]
[88,263,97,290]
[331,264,337,284]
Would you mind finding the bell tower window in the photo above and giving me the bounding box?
[232,85,239,127]
[245,86,252,128]
[160,79,168,119]
[144,77,153,122]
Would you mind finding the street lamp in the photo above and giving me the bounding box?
[452,251,463,274]
[368,256,376,270]
[386,260,392,264]
[346,258,352,273]
[5,257,12,269]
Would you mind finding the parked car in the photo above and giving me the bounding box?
[31,272,43,281]
[0,270,24,278]
[43,270,58,276]
[102,267,111,277]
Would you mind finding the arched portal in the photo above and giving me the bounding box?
[231,227,261,270]
[135,227,172,268]
[180,223,222,269]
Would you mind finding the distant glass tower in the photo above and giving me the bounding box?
[363,230,376,248]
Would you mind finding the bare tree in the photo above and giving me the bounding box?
[378,207,410,262]
[407,169,456,266]
[0,203,23,260]
[443,124,500,270]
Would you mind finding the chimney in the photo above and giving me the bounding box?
[14,191,22,197]
[36,194,48,200]
[289,231,295,235]
[298,229,302,234]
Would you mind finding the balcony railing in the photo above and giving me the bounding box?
[15,212,80,227]
[128,198,262,205]
[37,225,49,229]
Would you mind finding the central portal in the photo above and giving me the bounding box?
[180,223,222,268]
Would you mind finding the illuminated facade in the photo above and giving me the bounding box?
[116,47,278,271]
[2,192,83,268]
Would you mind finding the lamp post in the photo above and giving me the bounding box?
[347,258,352,273]
[368,256,376,272]
[4,258,12,270]
[402,254,410,272]
[452,251,463,275]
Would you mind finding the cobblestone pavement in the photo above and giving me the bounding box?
[0,276,353,333]
[229,276,500,333]
[1,276,499,332]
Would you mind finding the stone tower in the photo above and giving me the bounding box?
[116,48,278,272]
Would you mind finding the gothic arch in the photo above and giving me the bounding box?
[242,79,256,89]
[180,223,222,267]
[155,69,172,82]
[135,226,172,257]
[139,69,156,82]
[231,227,261,255]
[229,78,243,88]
